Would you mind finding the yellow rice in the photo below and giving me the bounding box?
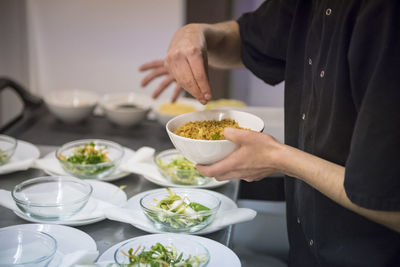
[174,119,244,140]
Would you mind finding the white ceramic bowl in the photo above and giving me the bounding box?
[166,109,264,165]
[152,97,204,126]
[43,90,99,123]
[100,92,152,127]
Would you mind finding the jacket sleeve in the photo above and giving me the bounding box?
[344,0,400,211]
[237,0,295,85]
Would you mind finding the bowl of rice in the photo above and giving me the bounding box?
[166,109,264,165]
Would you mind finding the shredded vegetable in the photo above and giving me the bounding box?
[119,242,208,267]
[148,188,211,229]
[61,142,110,164]
[58,142,113,176]
[157,156,206,185]
[0,149,8,165]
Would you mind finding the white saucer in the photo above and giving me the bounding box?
[97,233,241,267]
[142,173,229,189]
[124,188,237,235]
[43,147,135,181]
[1,223,97,267]
[0,140,40,175]
[14,180,127,226]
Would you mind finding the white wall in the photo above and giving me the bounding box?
[26,0,184,97]
[0,0,28,125]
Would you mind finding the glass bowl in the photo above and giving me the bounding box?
[0,229,57,266]
[154,149,212,186]
[56,139,124,179]
[114,234,209,266]
[140,188,221,233]
[0,135,17,165]
[12,176,93,221]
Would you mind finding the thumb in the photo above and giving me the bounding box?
[223,127,250,145]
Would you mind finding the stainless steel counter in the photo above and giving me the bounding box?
[0,145,239,254]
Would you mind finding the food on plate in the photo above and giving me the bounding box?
[59,141,110,164]
[58,141,113,176]
[119,242,208,267]
[174,119,244,140]
[158,103,198,116]
[147,188,211,229]
[204,98,246,110]
[0,149,8,165]
[156,154,210,185]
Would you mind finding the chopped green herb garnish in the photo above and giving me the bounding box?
[211,132,221,140]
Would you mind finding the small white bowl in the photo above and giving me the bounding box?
[152,97,204,126]
[166,109,264,165]
[100,92,152,127]
[43,90,99,123]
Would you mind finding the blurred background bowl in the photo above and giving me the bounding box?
[140,188,220,233]
[113,234,209,266]
[166,109,264,165]
[12,176,92,221]
[43,89,99,123]
[0,229,57,266]
[0,135,17,165]
[154,149,212,186]
[152,97,204,126]
[100,92,152,127]
[56,139,124,179]
[204,98,246,110]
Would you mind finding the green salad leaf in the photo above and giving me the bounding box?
[0,149,8,165]
[157,156,207,185]
[59,142,113,176]
[148,188,211,230]
[117,242,208,267]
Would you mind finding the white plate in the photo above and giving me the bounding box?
[98,233,241,267]
[43,147,135,181]
[0,140,40,175]
[14,180,127,226]
[124,188,237,235]
[1,223,97,267]
[142,174,229,189]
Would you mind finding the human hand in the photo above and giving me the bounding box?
[139,60,183,102]
[164,24,212,105]
[196,128,283,182]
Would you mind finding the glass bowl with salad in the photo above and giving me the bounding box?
[56,139,124,179]
[154,149,212,186]
[113,234,209,267]
[0,135,17,165]
[140,188,221,233]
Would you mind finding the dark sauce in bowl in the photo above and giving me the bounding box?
[116,104,138,109]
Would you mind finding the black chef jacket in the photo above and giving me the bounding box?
[238,0,400,266]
